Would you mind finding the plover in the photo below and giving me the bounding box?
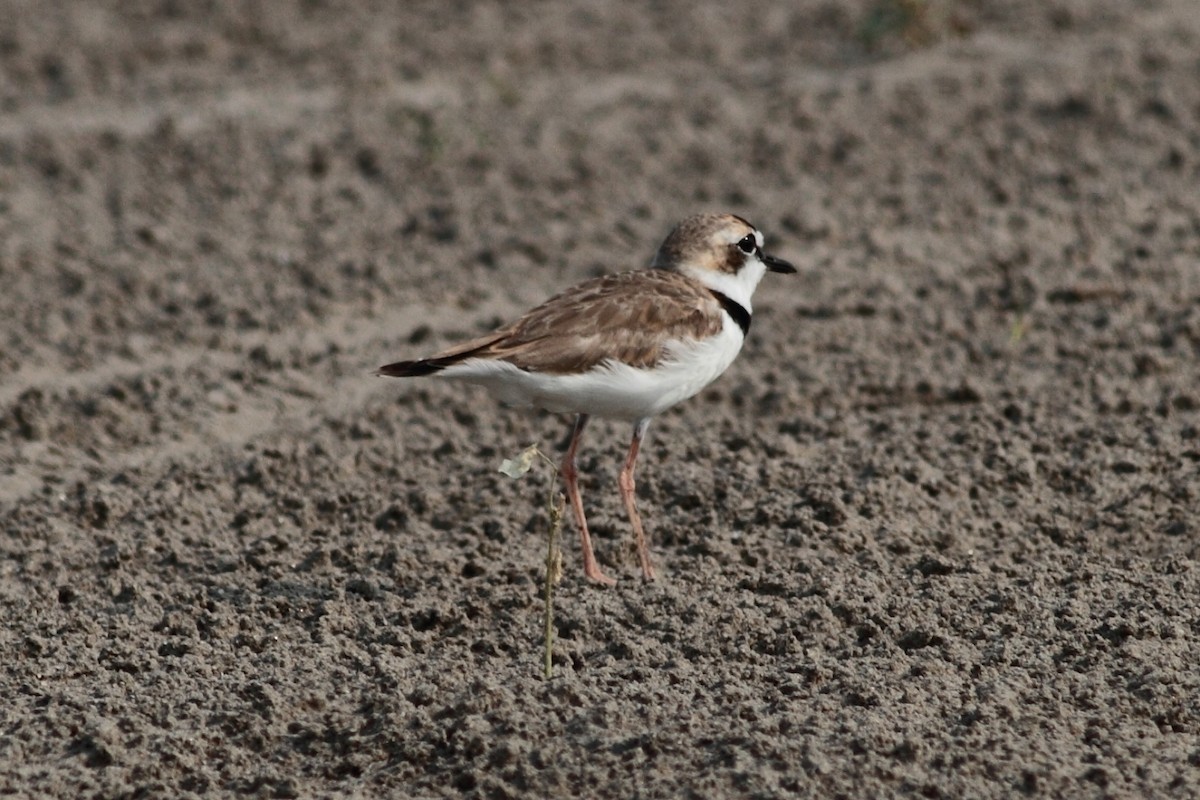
[378,213,795,585]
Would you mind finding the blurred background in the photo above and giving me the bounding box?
[2,2,1198,797]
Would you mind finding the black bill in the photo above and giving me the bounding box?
[762,252,797,274]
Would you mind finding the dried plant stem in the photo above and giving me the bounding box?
[497,444,563,680]
[543,490,564,680]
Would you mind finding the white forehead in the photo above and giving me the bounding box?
[716,221,761,247]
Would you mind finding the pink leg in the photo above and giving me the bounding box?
[619,418,656,581]
[561,415,615,586]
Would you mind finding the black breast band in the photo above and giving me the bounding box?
[710,290,751,336]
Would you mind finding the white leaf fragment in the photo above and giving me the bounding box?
[498,444,540,479]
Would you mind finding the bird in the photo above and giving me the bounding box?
[378,213,795,585]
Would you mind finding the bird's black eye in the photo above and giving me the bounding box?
[736,233,757,254]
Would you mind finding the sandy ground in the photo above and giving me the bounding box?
[2,1,1200,797]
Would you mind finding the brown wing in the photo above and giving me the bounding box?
[444,270,724,374]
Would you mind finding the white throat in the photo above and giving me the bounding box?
[679,256,766,312]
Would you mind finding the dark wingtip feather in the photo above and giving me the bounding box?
[376,359,445,378]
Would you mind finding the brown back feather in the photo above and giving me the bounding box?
[429,270,723,375]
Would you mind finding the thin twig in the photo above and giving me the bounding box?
[543,489,564,680]
[498,444,564,679]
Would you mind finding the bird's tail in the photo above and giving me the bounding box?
[376,333,505,378]
[375,355,461,378]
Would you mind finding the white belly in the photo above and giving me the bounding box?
[440,324,745,421]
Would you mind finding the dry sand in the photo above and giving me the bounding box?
[2,1,1199,796]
